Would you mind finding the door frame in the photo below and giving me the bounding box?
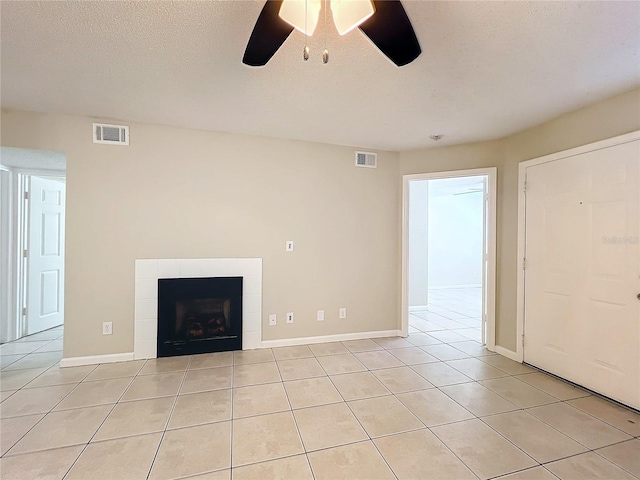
[516,130,640,363]
[401,167,498,351]
[2,167,66,342]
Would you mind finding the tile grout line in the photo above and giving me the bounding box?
[559,399,640,436]
[144,356,193,480]
[3,311,638,479]
[1,362,100,458]
[58,360,144,480]
[272,353,316,480]
[522,400,634,451]
[404,380,485,479]
[413,322,639,477]
[318,355,395,478]
[589,439,640,479]
[307,342,382,479]
[317,345,406,480]
[229,353,235,476]
[404,331,544,479]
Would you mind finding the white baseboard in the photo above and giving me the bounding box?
[261,330,403,349]
[60,352,135,368]
[495,345,519,362]
[59,330,406,364]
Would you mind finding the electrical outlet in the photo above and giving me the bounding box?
[269,314,277,326]
[286,312,294,324]
[317,310,325,321]
[285,241,294,252]
[339,307,347,319]
[102,322,113,335]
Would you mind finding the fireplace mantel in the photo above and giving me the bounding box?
[134,258,262,359]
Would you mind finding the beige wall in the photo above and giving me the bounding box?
[2,87,638,358]
[1,110,400,357]
[400,87,640,351]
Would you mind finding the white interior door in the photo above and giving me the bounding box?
[26,176,66,335]
[524,139,640,409]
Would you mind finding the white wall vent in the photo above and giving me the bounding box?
[355,151,377,168]
[93,123,129,146]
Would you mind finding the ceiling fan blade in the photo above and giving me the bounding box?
[243,0,294,67]
[358,0,421,67]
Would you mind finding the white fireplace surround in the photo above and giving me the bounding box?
[134,258,262,359]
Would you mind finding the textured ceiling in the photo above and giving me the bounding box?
[1,1,639,151]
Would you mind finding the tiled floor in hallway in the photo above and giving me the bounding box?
[1,314,639,480]
[409,287,484,343]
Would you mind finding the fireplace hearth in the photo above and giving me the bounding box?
[157,277,242,357]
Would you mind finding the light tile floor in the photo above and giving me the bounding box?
[1,312,639,479]
[409,287,484,343]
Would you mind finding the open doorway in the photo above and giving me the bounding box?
[0,147,66,344]
[401,168,497,351]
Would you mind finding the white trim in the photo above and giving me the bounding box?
[60,352,134,368]
[0,168,14,343]
[9,167,66,176]
[495,345,519,362]
[261,330,403,348]
[401,167,497,350]
[60,330,404,366]
[515,130,640,364]
[516,155,527,363]
[517,131,640,169]
[401,175,410,337]
[486,168,497,351]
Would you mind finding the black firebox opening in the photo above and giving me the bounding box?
[157,277,242,357]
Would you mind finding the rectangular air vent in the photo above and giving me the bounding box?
[355,151,377,168]
[93,123,129,145]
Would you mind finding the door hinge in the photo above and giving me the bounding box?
[22,307,27,317]
[23,249,28,258]
[521,335,525,348]
[522,258,526,270]
[24,191,29,200]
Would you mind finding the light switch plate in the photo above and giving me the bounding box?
[269,314,277,326]
[285,241,294,252]
[339,308,347,319]
[317,310,325,321]
[286,312,294,324]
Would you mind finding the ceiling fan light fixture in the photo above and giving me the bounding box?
[331,0,375,35]
[279,0,322,36]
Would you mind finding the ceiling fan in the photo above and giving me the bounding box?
[242,0,421,67]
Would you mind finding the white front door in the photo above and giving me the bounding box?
[26,176,66,335]
[524,139,640,409]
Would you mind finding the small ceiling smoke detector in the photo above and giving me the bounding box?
[429,135,444,141]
